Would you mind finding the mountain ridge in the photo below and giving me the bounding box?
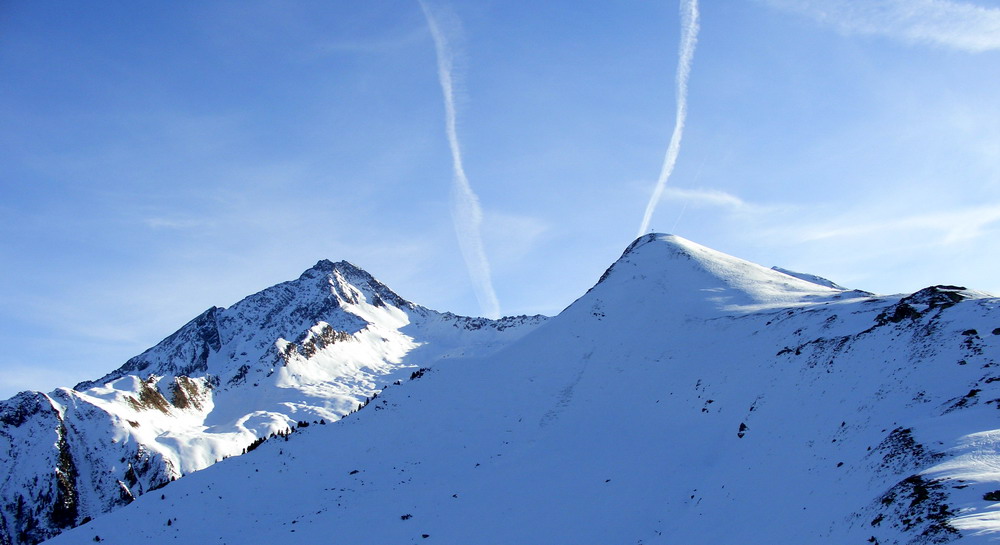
[5,234,1000,544]
[42,234,1000,544]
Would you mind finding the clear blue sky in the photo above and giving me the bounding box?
[2,0,999,398]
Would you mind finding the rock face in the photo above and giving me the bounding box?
[0,260,545,545]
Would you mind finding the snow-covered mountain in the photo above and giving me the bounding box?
[0,259,545,545]
[10,234,1000,544]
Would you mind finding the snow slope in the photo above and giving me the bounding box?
[771,265,848,290]
[0,260,544,545]
[45,234,1000,544]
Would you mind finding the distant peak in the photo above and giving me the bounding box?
[308,259,360,271]
[297,258,411,309]
[299,259,335,279]
[332,260,365,274]
[301,259,365,279]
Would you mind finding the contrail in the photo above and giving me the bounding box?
[638,0,700,237]
[419,1,501,319]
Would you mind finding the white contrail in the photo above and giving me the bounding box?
[419,1,501,319]
[638,0,701,237]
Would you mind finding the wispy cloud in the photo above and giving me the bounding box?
[482,211,550,265]
[419,1,501,318]
[762,0,1000,52]
[143,217,212,230]
[661,186,748,209]
[790,203,1000,245]
[638,0,701,237]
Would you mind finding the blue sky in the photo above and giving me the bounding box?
[2,0,999,398]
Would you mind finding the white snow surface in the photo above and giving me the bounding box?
[39,234,1000,544]
[771,265,848,290]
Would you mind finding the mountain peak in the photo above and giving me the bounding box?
[614,233,722,268]
[289,259,409,310]
[589,233,845,317]
[622,232,725,257]
[620,232,680,256]
[300,259,363,278]
[311,258,336,271]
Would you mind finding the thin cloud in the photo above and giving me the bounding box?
[638,0,701,237]
[662,187,748,209]
[762,0,1000,52]
[792,204,1000,245]
[482,211,550,264]
[143,217,211,230]
[419,1,501,319]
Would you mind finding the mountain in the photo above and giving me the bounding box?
[33,233,1000,544]
[0,259,545,545]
